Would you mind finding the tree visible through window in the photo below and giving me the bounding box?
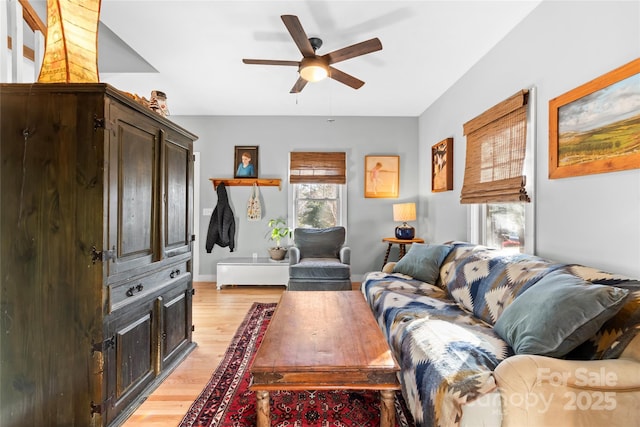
[293,183,341,228]
[289,152,347,230]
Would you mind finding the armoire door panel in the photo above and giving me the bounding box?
[106,306,156,425]
[108,103,160,276]
[162,135,192,258]
[161,276,192,367]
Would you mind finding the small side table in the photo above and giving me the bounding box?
[381,237,425,269]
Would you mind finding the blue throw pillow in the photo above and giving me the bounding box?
[494,270,629,357]
[392,243,453,284]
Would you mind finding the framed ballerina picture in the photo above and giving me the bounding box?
[364,155,399,198]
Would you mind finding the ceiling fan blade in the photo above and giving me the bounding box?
[281,15,315,57]
[329,67,365,89]
[322,38,382,65]
[290,77,308,93]
[243,59,300,66]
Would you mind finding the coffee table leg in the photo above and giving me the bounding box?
[256,390,270,427]
[379,390,396,427]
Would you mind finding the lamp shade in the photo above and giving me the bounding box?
[38,0,101,83]
[393,203,416,240]
[299,57,328,82]
[393,203,416,222]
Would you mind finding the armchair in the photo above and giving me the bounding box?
[288,227,352,291]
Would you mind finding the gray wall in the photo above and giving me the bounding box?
[418,1,640,277]
[171,115,418,280]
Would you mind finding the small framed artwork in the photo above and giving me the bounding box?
[549,58,640,179]
[432,138,453,192]
[364,155,399,198]
[234,146,259,178]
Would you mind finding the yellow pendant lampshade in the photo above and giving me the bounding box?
[38,0,102,83]
[393,202,416,240]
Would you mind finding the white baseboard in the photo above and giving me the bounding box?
[194,274,215,283]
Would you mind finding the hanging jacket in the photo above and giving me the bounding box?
[206,183,236,253]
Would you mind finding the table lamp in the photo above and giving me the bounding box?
[393,203,416,240]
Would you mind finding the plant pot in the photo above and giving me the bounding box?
[268,247,287,261]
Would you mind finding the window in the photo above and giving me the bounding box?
[289,152,347,229]
[464,88,536,253]
[292,183,344,228]
[483,203,526,253]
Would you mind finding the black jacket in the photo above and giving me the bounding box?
[206,183,235,253]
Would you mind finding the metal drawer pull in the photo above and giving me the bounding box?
[170,269,181,279]
[126,284,144,297]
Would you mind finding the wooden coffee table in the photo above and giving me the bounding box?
[250,291,400,427]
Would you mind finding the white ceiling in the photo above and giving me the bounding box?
[36,1,543,117]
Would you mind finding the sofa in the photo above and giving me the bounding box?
[361,241,640,427]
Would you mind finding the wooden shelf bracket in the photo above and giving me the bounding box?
[209,178,282,191]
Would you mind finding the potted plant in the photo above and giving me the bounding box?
[266,218,292,261]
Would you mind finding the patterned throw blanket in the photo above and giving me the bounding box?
[361,243,570,427]
[362,273,509,427]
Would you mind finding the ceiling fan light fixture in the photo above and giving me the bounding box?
[299,57,328,82]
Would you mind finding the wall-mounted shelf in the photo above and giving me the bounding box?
[210,178,282,191]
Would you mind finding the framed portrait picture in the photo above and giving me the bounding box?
[549,58,640,179]
[234,146,259,178]
[432,138,453,192]
[364,155,399,198]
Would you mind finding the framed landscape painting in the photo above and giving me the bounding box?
[364,155,399,198]
[549,58,640,179]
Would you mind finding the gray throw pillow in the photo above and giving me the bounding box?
[494,270,629,357]
[392,243,453,284]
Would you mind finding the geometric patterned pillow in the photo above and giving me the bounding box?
[440,242,565,325]
[564,265,640,360]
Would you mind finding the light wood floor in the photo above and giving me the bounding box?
[122,282,359,427]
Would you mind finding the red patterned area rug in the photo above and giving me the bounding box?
[179,302,415,427]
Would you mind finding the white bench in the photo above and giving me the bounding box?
[216,257,289,290]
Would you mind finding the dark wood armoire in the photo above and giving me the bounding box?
[0,83,198,427]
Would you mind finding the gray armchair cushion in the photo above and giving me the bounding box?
[290,258,351,280]
[294,227,345,259]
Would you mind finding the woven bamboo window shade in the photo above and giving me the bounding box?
[460,89,531,204]
[289,152,346,184]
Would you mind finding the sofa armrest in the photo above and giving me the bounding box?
[495,354,640,427]
[339,247,351,265]
[382,262,396,273]
[288,247,300,265]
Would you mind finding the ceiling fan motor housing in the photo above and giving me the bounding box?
[309,37,323,51]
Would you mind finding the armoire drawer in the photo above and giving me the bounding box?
[109,263,188,312]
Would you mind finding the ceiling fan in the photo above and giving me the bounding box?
[242,15,383,93]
